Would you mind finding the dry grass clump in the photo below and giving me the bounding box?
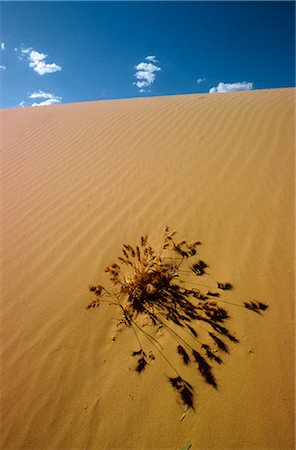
[103,228,202,322]
[87,227,268,412]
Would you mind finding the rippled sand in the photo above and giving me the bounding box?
[1,88,294,449]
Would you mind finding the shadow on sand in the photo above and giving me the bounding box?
[87,227,268,412]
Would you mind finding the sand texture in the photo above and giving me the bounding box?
[1,88,295,449]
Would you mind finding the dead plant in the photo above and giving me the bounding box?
[87,226,268,412]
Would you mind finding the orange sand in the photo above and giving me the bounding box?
[1,88,295,449]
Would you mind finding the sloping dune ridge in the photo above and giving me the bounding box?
[1,88,295,449]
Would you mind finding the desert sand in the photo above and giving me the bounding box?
[1,88,295,449]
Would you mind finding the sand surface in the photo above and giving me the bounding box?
[1,88,295,449]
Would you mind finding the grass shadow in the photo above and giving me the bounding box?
[87,227,268,412]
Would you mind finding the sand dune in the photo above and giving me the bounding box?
[1,88,294,449]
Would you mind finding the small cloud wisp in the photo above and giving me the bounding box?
[209,81,253,93]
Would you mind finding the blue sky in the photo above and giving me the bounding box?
[0,1,295,108]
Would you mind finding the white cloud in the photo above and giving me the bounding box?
[29,50,47,63]
[1,43,7,70]
[17,47,30,61]
[145,55,158,63]
[29,90,62,106]
[209,81,253,93]
[134,57,161,92]
[29,90,58,100]
[19,90,62,107]
[197,77,206,83]
[20,47,61,75]
[15,46,29,60]
[32,98,61,106]
[21,47,31,54]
